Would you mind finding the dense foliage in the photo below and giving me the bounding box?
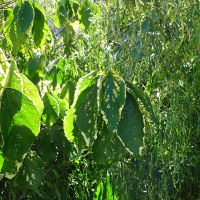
[0,0,200,199]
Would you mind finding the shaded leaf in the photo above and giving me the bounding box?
[92,125,125,164]
[117,92,144,155]
[42,93,59,128]
[16,152,43,191]
[37,131,57,166]
[32,2,48,50]
[16,1,34,33]
[141,17,150,33]
[126,81,158,124]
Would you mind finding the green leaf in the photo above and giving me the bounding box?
[16,1,34,33]
[73,71,97,105]
[73,122,87,153]
[4,10,21,55]
[42,93,59,128]
[74,77,98,146]
[49,124,71,155]
[51,93,67,119]
[0,154,4,173]
[1,157,21,179]
[65,0,73,18]
[126,81,158,124]
[101,71,126,138]
[32,3,48,49]
[37,131,57,166]
[3,126,35,161]
[92,125,125,164]
[1,88,40,161]
[141,17,150,33]
[1,60,43,117]
[117,92,144,155]
[60,81,75,108]
[16,152,43,191]
[64,107,87,153]
[78,0,92,31]
[64,106,75,142]
[20,74,44,117]
[27,56,45,84]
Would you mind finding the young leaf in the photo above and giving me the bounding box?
[74,77,98,146]
[117,92,144,155]
[16,1,34,33]
[101,71,126,138]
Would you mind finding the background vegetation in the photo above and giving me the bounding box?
[0,0,200,199]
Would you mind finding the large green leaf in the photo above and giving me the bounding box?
[16,1,34,33]
[42,93,59,128]
[74,77,98,146]
[4,9,21,55]
[32,2,48,50]
[16,152,43,191]
[101,71,126,138]
[1,88,40,161]
[117,92,144,155]
[1,60,43,116]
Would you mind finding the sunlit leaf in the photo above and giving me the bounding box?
[101,71,126,138]
[1,88,40,161]
[74,77,98,146]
